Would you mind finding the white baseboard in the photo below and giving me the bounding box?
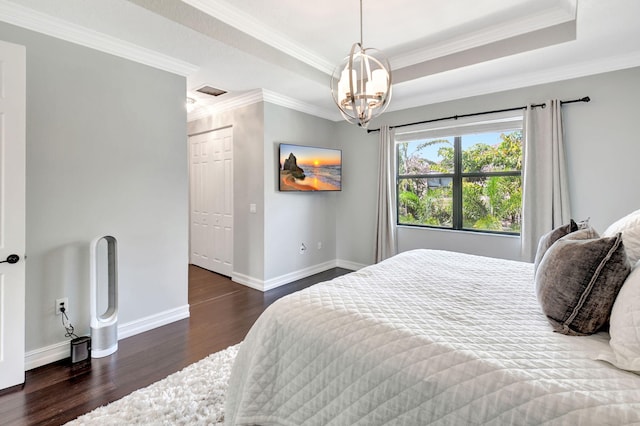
[262,260,337,291]
[118,305,190,340]
[25,341,70,371]
[231,271,264,291]
[233,259,371,292]
[25,304,190,370]
[233,261,336,291]
[336,259,369,271]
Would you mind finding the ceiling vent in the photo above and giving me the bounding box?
[196,85,227,97]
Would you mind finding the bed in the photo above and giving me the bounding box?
[224,249,640,425]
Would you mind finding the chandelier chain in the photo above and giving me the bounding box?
[359,0,363,46]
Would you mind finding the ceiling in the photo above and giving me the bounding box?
[2,0,640,121]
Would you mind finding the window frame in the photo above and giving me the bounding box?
[394,114,523,235]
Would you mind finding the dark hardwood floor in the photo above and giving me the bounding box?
[0,265,351,426]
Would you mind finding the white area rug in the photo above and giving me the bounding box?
[66,344,239,425]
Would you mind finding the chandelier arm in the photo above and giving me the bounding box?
[347,42,361,118]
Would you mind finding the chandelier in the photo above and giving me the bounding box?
[330,0,392,128]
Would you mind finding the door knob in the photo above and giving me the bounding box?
[0,254,20,264]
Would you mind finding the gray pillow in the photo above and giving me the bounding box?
[534,220,579,272]
[535,232,631,336]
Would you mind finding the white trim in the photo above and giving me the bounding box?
[262,90,339,121]
[182,0,333,74]
[188,89,340,123]
[336,259,369,271]
[394,111,523,141]
[232,260,356,292]
[391,6,575,69]
[0,0,198,76]
[231,271,265,291]
[187,89,263,121]
[25,341,69,371]
[25,305,190,370]
[389,51,640,114]
[263,261,337,291]
[118,305,190,340]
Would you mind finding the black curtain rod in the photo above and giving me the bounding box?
[366,96,590,134]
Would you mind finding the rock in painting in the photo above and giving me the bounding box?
[282,153,305,179]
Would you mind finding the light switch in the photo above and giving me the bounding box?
[249,203,257,213]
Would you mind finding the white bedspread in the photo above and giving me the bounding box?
[225,249,640,425]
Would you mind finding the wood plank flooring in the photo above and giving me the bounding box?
[0,265,350,426]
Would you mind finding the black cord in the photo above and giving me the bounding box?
[60,307,79,339]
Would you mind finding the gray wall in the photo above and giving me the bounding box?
[263,103,338,281]
[0,23,189,354]
[187,103,265,281]
[334,124,379,266]
[336,67,640,264]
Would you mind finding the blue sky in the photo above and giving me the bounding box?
[402,131,509,163]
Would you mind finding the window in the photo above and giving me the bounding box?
[396,117,523,234]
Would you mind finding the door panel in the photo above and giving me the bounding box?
[189,127,233,277]
[0,39,26,390]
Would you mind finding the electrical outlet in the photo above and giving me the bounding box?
[299,243,307,255]
[55,297,68,315]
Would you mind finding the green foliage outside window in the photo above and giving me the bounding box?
[397,131,522,233]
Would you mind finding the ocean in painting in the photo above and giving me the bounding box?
[299,164,341,189]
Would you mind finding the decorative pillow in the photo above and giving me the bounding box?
[603,209,640,265]
[533,220,578,272]
[533,221,599,273]
[576,217,591,230]
[535,232,631,335]
[602,261,640,372]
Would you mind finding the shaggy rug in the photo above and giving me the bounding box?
[66,344,239,425]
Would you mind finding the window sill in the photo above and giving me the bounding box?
[396,224,521,239]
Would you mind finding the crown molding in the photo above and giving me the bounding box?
[391,5,576,70]
[187,89,263,121]
[261,90,339,121]
[0,0,198,76]
[188,89,340,122]
[389,50,640,113]
[182,0,334,74]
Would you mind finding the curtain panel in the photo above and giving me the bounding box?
[521,99,572,262]
[375,126,397,263]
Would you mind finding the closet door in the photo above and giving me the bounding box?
[189,127,233,277]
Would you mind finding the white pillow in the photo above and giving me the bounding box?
[605,261,640,372]
[603,209,640,264]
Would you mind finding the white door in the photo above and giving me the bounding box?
[0,39,26,390]
[189,127,233,276]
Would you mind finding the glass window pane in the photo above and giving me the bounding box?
[462,175,522,233]
[398,178,453,227]
[397,137,454,175]
[461,130,522,173]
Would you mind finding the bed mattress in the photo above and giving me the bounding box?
[225,249,640,425]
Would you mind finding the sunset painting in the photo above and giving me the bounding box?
[279,144,342,191]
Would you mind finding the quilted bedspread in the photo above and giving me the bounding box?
[224,249,640,425]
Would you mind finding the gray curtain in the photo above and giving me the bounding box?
[374,126,397,263]
[521,99,571,262]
